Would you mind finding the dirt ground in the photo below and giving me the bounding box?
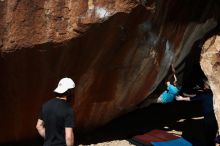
[78,140,135,146]
[76,101,215,146]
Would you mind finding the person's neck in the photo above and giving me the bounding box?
[56,96,67,101]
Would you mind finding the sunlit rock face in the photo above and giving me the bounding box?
[0,0,138,52]
[200,36,220,133]
[0,0,219,144]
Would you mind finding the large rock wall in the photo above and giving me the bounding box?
[0,0,219,144]
[200,35,220,133]
[0,0,139,52]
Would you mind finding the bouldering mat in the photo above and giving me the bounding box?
[131,129,191,146]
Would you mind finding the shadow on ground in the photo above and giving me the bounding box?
[76,101,209,146]
[1,100,213,146]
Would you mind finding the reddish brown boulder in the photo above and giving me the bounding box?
[0,0,219,144]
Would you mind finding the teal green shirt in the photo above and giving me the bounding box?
[160,84,179,103]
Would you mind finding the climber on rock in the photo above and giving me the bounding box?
[156,76,179,103]
[156,64,181,104]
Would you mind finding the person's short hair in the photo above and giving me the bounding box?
[55,89,73,97]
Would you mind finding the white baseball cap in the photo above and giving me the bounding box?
[54,77,75,94]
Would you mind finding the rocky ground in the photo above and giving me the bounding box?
[78,140,135,146]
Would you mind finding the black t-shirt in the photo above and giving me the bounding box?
[191,89,213,115]
[39,98,75,146]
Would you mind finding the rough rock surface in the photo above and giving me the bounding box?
[0,0,219,144]
[200,35,220,133]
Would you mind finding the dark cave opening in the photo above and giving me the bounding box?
[181,40,205,91]
[181,22,220,92]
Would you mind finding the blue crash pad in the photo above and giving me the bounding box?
[151,137,192,146]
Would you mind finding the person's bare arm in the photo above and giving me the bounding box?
[183,92,196,97]
[65,127,74,146]
[173,74,177,82]
[175,95,191,101]
[171,64,178,85]
[171,64,176,73]
[36,119,45,138]
[171,74,177,86]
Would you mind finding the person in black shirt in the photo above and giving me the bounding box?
[176,79,218,146]
[36,77,75,146]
